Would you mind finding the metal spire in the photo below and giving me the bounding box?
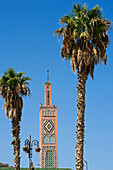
[47,70,49,82]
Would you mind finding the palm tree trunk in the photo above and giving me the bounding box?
[76,71,87,170]
[12,118,21,170]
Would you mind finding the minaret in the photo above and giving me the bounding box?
[40,71,58,168]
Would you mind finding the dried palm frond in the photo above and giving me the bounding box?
[54,3,111,77]
[0,67,31,120]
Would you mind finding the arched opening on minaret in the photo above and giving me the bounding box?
[47,86,50,105]
[45,150,53,167]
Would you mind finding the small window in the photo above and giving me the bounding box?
[43,111,44,116]
[47,86,49,90]
[47,91,50,105]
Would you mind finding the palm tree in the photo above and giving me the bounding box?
[0,67,31,170]
[54,4,111,170]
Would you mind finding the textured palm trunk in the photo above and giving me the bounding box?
[12,118,21,170]
[76,71,87,170]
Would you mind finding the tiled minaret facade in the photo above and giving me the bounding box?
[40,71,58,168]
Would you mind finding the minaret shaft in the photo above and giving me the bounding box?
[40,72,58,168]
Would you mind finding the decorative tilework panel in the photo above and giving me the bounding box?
[45,150,53,167]
[42,146,57,168]
[50,135,55,144]
[43,120,55,134]
[43,136,49,144]
[42,110,55,117]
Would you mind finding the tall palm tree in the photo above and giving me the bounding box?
[0,67,31,170]
[54,4,111,170]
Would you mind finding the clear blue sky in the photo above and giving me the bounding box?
[0,0,113,170]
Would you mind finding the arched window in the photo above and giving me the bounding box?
[50,135,55,144]
[47,86,49,90]
[45,150,53,168]
[53,111,55,116]
[47,91,50,105]
[48,110,50,116]
[43,136,49,144]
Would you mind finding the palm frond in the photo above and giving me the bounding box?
[7,77,18,88]
[59,15,70,24]
[20,76,31,83]
[7,67,16,78]
[54,3,112,77]
[17,72,25,78]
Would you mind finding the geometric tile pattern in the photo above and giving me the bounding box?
[43,135,49,144]
[43,120,55,134]
[43,135,56,144]
[45,150,53,167]
[50,135,55,144]
[42,146,57,168]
